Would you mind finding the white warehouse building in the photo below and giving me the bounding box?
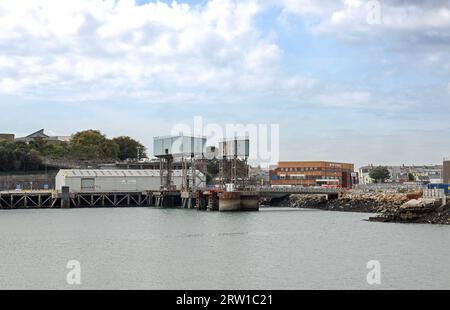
[55,169,206,192]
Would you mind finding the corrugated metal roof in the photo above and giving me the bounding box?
[58,169,201,177]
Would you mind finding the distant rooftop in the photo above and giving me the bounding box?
[57,169,203,177]
[15,129,71,143]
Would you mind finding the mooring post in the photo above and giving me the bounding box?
[61,186,70,209]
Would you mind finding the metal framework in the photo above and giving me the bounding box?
[246,186,340,194]
[218,138,250,190]
[0,191,57,209]
[180,154,199,190]
[159,156,174,190]
[154,135,206,191]
[0,191,156,209]
[0,186,342,211]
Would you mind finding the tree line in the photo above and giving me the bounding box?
[0,130,147,172]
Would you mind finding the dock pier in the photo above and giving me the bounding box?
[0,190,156,209]
[0,187,340,211]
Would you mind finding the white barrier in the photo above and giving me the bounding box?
[423,189,446,206]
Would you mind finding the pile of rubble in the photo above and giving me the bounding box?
[289,192,409,213]
[288,194,327,209]
[284,190,449,225]
[370,198,450,225]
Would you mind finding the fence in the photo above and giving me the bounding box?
[0,173,56,191]
[42,157,117,169]
[353,183,422,193]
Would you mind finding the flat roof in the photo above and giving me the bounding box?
[278,161,353,164]
[276,161,354,168]
[57,169,202,177]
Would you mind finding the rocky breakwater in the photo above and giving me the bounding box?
[289,192,409,213]
[369,198,450,225]
[287,190,449,225]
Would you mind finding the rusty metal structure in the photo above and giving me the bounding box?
[153,135,206,190]
[218,138,250,190]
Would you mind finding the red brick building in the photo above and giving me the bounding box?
[269,161,356,188]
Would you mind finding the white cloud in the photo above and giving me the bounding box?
[276,0,339,17]
[0,77,22,93]
[0,0,446,115]
[311,90,415,112]
[0,0,313,103]
[314,91,373,108]
[279,0,450,41]
[278,0,450,85]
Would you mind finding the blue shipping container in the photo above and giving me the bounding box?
[427,183,450,194]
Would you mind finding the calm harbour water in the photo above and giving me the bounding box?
[0,207,449,290]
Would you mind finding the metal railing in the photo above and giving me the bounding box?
[353,183,422,193]
[245,186,340,194]
[423,188,447,206]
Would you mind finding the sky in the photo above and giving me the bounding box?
[0,0,449,168]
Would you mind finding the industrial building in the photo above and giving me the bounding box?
[153,135,206,157]
[55,169,206,192]
[248,166,270,186]
[269,161,355,188]
[15,129,71,143]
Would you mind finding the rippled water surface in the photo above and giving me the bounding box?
[0,207,449,289]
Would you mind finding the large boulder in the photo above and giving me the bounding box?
[400,199,421,209]
[400,198,440,210]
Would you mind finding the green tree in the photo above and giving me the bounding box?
[369,166,391,183]
[30,138,70,159]
[112,136,147,161]
[29,138,46,153]
[408,173,415,182]
[23,149,42,171]
[0,141,42,172]
[70,130,119,160]
[205,159,220,184]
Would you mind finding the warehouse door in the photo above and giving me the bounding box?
[81,178,95,191]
